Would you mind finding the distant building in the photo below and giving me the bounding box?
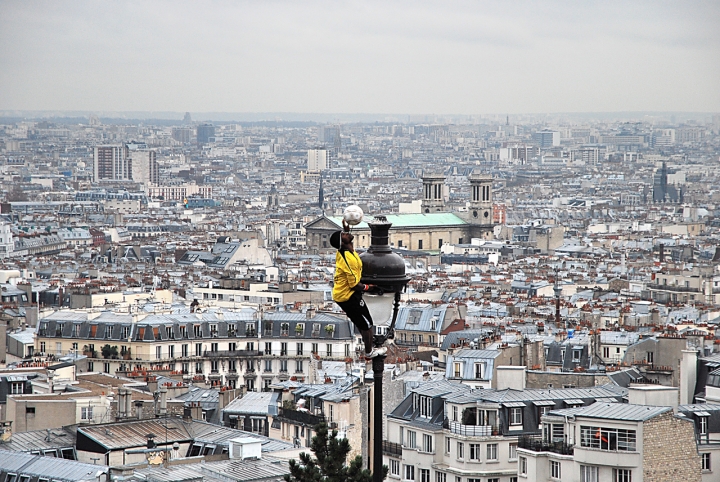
[653,161,681,203]
[533,130,560,148]
[197,123,215,145]
[93,144,158,185]
[0,222,13,258]
[307,149,328,171]
[93,145,127,182]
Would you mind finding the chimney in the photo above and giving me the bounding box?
[680,349,698,406]
[306,306,316,319]
[117,389,126,418]
[135,400,144,419]
[159,386,168,416]
[494,366,526,390]
[126,389,133,417]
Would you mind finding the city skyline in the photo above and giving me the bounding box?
[1,0,719,115]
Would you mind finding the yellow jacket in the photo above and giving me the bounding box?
[332,250,362,302]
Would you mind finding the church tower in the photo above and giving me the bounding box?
[421,175,446,213]
[267,184,279,209]
[468,173,493,223]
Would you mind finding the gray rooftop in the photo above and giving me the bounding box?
[0,449,108,481]
[549,403,672,421]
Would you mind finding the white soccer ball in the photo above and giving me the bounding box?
[343,205,364,226]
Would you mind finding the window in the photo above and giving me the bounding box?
[312,343,319,354]
[156,346,162,360]
[509,443,517,460]
[573,349,582,361]
[510,407,523,425]
[103,362,110,373]
[168,345,175,358]
[211,360,219,373]
[580,465,600,482]
[280,360,288,372]
[486,443,498,461]
[550,460,561,479]
[228,360,236,372]
[613,469,632,482]
[326,344,332,357]
[699,416,708,435]
[438,239,443,249]
[88,362,94,371]
[469,443,481,461]
[452,405,458,421]
[580,426,636,451]
[264,359,273,372]
[453,362,461,378]
[603,346,610,358]
[40,341,46,353]
[182,344,188,357]
[702,453,711,471]
[194,325,202,337]
[417,240,423,249]
[420,469,430,482]
[390,459,400,476]
[457,442,464,459]
[404,465,415,481]
[210,342,218,352]
[281,323,289,336]
[265,342,272,355]
[26,407,35,414]
[435,473,446,482]
[510,478,518,482]
[297,343,304,355]
[195,343,202,356]
[519,456,527,476]
[647,351,654,364]
[195,362,203,373]
[407,430,416,449]
[422,433,433,453]
[474,363,484,379]
[419,396,432,418]
[81,406,93,420]
[281,342,288,356]
[445,437,451,454]
[295,360,304,372]
[10,382,23,394]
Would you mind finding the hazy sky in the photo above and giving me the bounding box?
[1,0,719,115]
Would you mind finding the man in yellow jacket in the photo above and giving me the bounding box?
[331,221,385,358]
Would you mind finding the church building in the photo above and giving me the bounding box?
[304,173,495,252]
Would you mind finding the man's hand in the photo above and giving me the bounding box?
[342,219,350,232]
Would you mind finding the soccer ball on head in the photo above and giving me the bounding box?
[343,205,364,226]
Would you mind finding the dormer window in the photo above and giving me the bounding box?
[573,349,582,362]
[419,396,432,418]
[281,323,290,336]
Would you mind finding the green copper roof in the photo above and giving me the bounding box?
[328,212,468,229]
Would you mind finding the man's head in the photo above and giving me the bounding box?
[330,230,353,250]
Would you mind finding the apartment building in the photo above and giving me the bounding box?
[384,377,624,482]
[35,308,359,392]
[520,402,702,482]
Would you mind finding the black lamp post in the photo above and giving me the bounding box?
[359,215,409,482]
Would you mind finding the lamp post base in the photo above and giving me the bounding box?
[371,354,386,482]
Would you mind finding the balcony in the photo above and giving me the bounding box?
[382,441,402,457]
[444,420,500,437]
[518,435,574,456]
[203,349,263,358]
[276,408,324,427]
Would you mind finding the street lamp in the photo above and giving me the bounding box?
[359,215,409,482]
